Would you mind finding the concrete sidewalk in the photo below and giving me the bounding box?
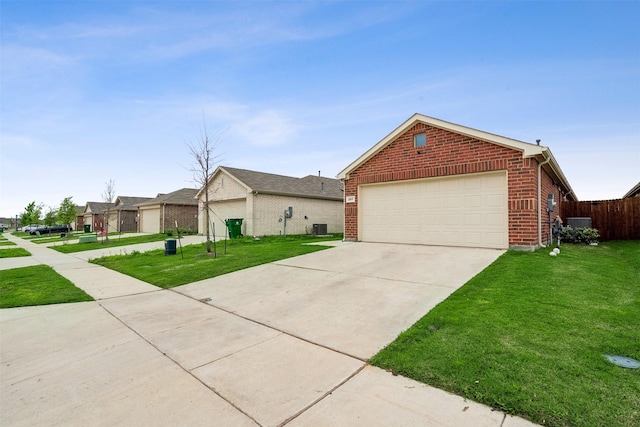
[1,233,538,426]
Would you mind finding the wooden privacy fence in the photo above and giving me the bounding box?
[561,197,640,241]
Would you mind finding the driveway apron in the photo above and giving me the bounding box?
[1,234,537,426]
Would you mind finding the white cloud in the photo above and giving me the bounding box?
[232,109,298,147]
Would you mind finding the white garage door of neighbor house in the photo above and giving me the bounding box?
[141,208,160,233]
[359,171,508,249]
[207,199,246,238]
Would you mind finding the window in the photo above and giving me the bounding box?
[414,133,426,147]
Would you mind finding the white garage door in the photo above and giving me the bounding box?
[141,208,160,233]
[205,199,246,238]
[359,171,508,249]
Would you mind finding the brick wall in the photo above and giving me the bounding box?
[162,204,198,232]
[344,123,553,248]
[118,210,138,232]
[83,213,105,232]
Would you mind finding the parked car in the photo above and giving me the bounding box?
[21,224,43,233]
[30,225,71,235]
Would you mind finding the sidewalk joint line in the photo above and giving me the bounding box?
[278,364,368,427]
[171,288,368,363]
[97,301,263,427]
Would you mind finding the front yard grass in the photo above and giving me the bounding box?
[0,248,31,258]
[0,265,94,308]
[52,233,170,253]
[371,241,639,427]
[91,234,341,288]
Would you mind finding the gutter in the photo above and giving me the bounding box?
[538,154,552,247]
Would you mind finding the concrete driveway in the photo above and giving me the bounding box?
[1,238,536,426]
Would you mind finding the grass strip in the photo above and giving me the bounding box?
[52,233,170,253]
[0,248,31,258]
[371,241,640,427]
[0,265,94,308]
[91,234,341,288]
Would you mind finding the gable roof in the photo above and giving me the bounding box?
[84,202,115,214]
[623,181,640,198]
[136,188,199,207]
[114,196,153,210]
[197,166,343,201]
[337,113,576,199]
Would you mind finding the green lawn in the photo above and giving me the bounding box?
[91,234,341,288]
[0,247,31,258]
[52,233,170,253]
[371,241,640,427]
[0,265,94,308]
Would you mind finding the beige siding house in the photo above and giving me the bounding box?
[196,166,344,238]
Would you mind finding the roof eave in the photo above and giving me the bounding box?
[253,189,342,201]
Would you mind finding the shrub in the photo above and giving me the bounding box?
[165,229,174,236]
[559,226,600,244]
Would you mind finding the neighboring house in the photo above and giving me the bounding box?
[623,181,640,198]
[136,188,199,233]
[338,114,576,250]
[195,166,344,238]
[104,196,153,232]
[82,202,115,232]
[73,205,84,231]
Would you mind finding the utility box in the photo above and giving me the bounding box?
[165,239,177,255]
[566,217,592,228]
[313,224,327,235]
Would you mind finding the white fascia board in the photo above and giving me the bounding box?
[337,113,545,179]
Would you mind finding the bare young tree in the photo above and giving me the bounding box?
[102,179,116,242]
[187,121,224,254]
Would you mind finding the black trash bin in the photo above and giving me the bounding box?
[225,219,243,238]
[83,224,91,233]
[165,238,177,255]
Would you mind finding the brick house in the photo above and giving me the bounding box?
[337,114,576,250]
[103,196,153,232]
[74,205,84,231]
[195,166,344,238]
[81,202,114,233]
[136,188,198,233]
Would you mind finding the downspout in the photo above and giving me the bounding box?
[162,204,165,233]
[538,155,552,247]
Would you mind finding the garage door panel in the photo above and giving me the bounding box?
[359,171,508,249]
[207,199,246,238]
[141,208,160,234]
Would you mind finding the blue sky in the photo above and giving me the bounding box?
[1,0,639,218]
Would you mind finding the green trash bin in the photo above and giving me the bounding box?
[83,224,91,233]
[165,239,177,255]
[225,218,243,238]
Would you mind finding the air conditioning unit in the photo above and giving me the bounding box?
[313,224,327,235]
[566,217,592,228]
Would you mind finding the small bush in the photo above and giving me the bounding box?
[165,229,174,236]
[559,226,600,244]
[177,227,197,235]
